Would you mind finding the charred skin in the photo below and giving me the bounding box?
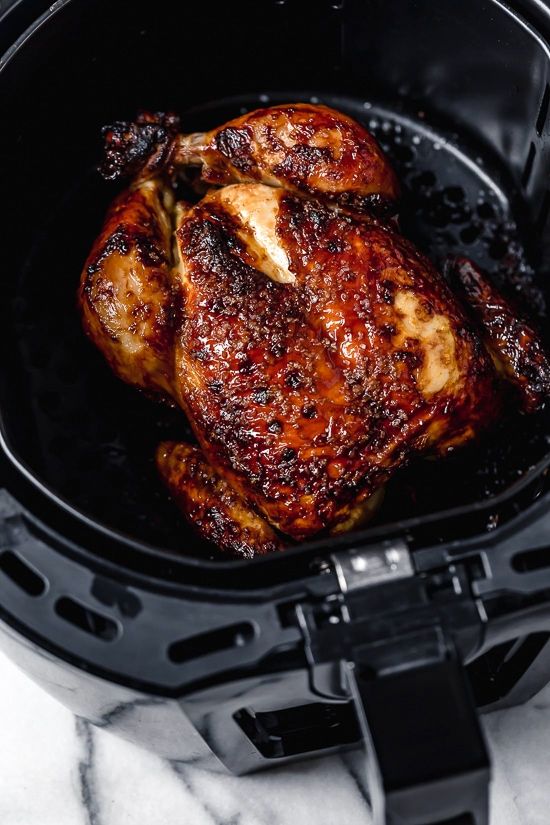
[101,104,399,219]
[100,111,181,182]
[173,185,498,539]
[79,178,177,399]
[450,257,550,412]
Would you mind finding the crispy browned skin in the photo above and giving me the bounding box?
[173,184,497,539]
[101,105,399,219]
[451,257,550,412]
[156,442,282,558]
[79,178,176,398]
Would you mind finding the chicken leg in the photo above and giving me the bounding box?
[100,104,399,219]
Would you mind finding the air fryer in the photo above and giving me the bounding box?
[2,1,550,823]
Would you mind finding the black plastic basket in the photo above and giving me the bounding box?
[2,1,550,823]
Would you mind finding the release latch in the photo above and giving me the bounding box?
[332,539,414,593]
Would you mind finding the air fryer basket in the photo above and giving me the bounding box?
[3,1,550,824]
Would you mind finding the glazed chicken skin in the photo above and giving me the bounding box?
[80,104,550,558]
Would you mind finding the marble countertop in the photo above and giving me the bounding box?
[1,650,550,825]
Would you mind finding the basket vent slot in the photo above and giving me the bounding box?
[521,142,536,188]
[536,84,550,136]
[55,597,119,641]
[512,547,550,573]
[234,701,359,758]
[0,551,46,597]
[168,621,255,664]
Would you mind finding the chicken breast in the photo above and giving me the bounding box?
[171,184,497,539]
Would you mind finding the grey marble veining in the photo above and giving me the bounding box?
[1,650,550,825]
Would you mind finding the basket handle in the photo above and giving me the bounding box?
[345,649,490,825]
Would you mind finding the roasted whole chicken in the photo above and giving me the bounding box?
[79,104,550,558]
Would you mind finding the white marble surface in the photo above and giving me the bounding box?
[1,650,550,825]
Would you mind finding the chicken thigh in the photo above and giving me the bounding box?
[80,177,176,399]
[80,104,550,557]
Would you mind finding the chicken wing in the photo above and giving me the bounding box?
[450,256,550,412]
